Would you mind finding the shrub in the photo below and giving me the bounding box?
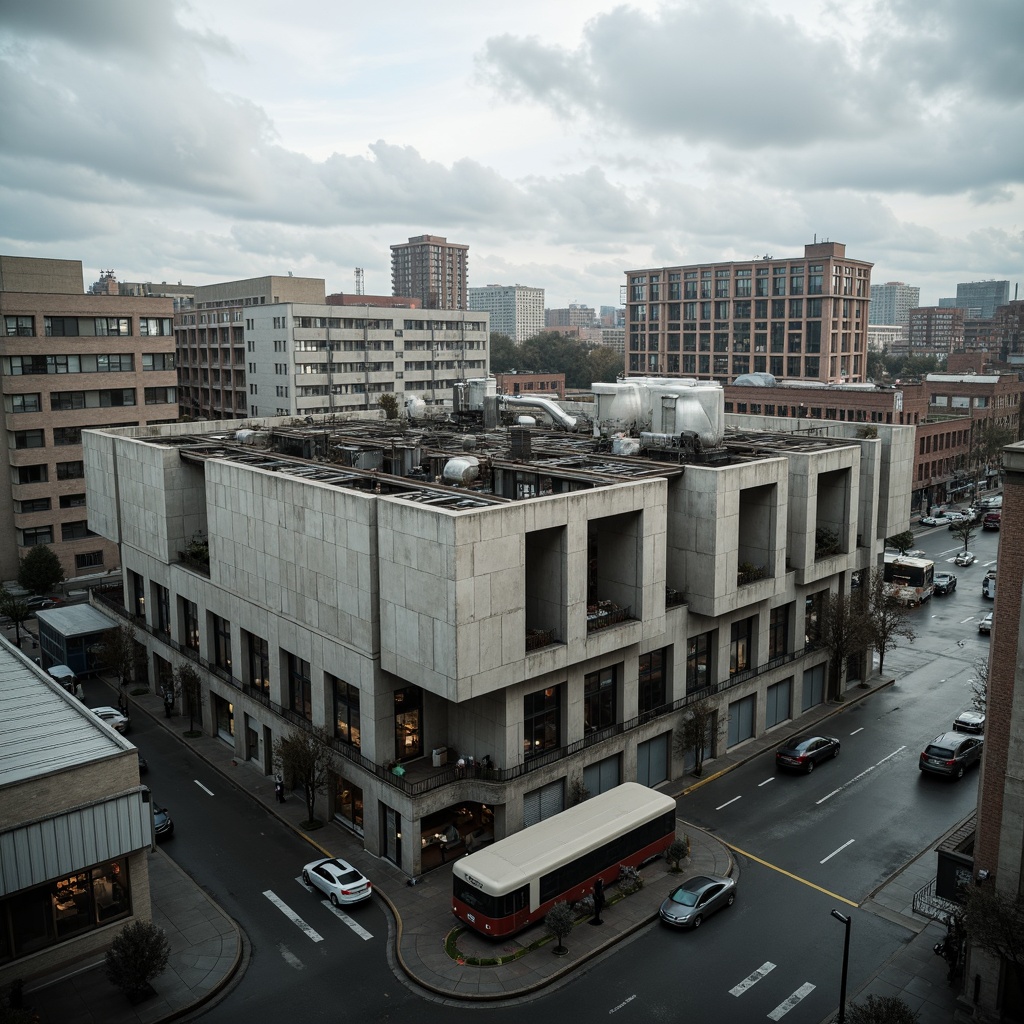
[105,920,170,999]
[666,837,690,871]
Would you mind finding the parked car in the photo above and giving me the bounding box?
[921,515,951,527]
[945,511,969,525]
[775,735,841,773]
[983,512,1001,530]
[90,706,130,733]
[933,572,957,595]
[953,709,985,734]
[659,874,737,929]
[983,571,996,599]
[979,612,993,634]
[301,857,373,906]
[919,732,984,779]
[153,803,174,838]
[954,551,976,567]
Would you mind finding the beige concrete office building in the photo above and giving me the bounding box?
[624,241,873,385]
[0,256,178,581]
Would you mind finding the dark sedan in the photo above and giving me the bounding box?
[933,572,957,595]
[775,735,840,773]
[659,874,736,929]
[919,732,983,779]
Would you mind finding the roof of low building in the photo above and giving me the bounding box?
[35,603,118,638]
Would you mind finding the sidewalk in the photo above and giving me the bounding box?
[16,666,972,1019]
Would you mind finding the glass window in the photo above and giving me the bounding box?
[334,775,364,834]
[57,461,85,480]
[331,675,361,747]
[13,429,45,449]
[10,393,41,413]
[287,652,311,720]
[5,315,34,336]
[769,605,790,659]
[61,520,94,541]
[524,685,561,758]
[244,631,269,694]
[53,426,82,446]
[19,526,53,546]
[639,649,667,715]
[686,633,712,692]
[182,598,200,651]
[212,613,232,674]
[75,550,103,570]
[730,617,754,674]
[584,666,617,732]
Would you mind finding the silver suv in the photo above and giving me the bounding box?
[919,732,983,779]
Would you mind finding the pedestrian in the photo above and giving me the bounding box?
[163,688,174,718]
[591,877,605,925]
[274,773,285,803]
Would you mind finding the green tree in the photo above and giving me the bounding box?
[665,836,690,871]
[846,993,920,1023]
[588,344,625,384]
[544,901,575,955]
[17,544,65,596]
[0,586,32,646]
[273,726,336,827]
[104,919,170,1000]
[377,393,399,420]
[884,531,916,555]
[98,623,138,700]
[819,590,871,697]
[488,333,517,372]
[674,696,715,776]
[865,567,917,676]
[172,661,205,734]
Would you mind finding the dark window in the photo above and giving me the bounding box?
[244,631,269,694]
[152,583,170,634]
[75,550,103,570]
[45,317,80,336]
[730,617,754,674]
[14,430,44,449]
[334,775,364,833]
[17,497,51,513]
[332,675,361,747]
[769,605,789,659]
[144,387,176,405]
[288,652,312,721]
[59,493,86,508]
[19,526,53,546]
[524,685,561,758]
[584,666,617,732]
[805,592,827,645]
[212,613,232,674]
[53,426,82,446]
[182,599,200,651]
[5,315,34,336]
[638,649,666,714]
[61,520,95,541]
[57,461,85,480]
[686,633,712,692]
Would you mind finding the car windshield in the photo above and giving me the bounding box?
[670,887,700,907]
[925,744,954,758]
[333,869,363,885]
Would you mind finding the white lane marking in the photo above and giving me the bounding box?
[716,795,742,810]
[321,899,373,940]
[816,747,906,804]
[610,994,636,1013]
[877,745,906,764]
[730,961,776,996]
[820,839,855,864]
[278,943,305,970]
[768,982,816,1019]
[817,787,843,804]
[263,890,324,942]
[960,616,977,624]
[194,780,214,796]
[757,777,775,787]
[849,727,864,736]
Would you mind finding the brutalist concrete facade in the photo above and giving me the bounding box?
[83,411,911,877]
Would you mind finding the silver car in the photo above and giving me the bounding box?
[659,874,736,929]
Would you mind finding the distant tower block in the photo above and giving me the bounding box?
[354,267,364,295]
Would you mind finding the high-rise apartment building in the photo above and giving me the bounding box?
[0,256,178,581]
[955,280,1010,319]
[903,306,965,358]
[468,284,544,342]
[390,235,469,310]
[545,304,595,329]
[625,242,873,384]
[869,281,920,328]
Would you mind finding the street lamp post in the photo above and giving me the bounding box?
[831,909,852,1024]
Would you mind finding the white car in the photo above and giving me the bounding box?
[954,551,976,567]
[301,857,372,906]
[90,706,130,733]
[920,515,951,527]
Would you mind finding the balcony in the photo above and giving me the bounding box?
[586,601,633,633]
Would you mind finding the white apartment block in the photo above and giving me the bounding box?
[869,281,920,329]
[83,380,912,878]
[468,284,544,343]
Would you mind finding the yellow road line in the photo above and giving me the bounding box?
[724,841,860,908]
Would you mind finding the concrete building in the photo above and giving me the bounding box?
[903,306,966,359]
[868,324,904,353]
[0,641,152,987]
[390,235,469,311]
[468,284,544,343]
[0,255,178,582]
[869,281,920,329]
[176,278,489,420]
[492,371,565,399]
[83,379,911,878]
[625,241,873,385]
[955,280,1011,320]
[545,304,596,330]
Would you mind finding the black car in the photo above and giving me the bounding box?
[933,572,957,595]
[919,732,983,779]
[775,735,840,773]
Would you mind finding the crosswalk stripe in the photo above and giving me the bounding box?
[321,900,373,940]
[263,890,324,942]
[767,982,815,1020]
[730,962,776,996]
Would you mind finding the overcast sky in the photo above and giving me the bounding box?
[1,0,1021,311]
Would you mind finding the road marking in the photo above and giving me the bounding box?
[877,745,905,764]
[849,727,864,736]
[768,982,816,1019]
[816,747,906,804]
[722,842,859,907]
[321,900,373,940]
[960,616,977,623]
[263,890,324,942]
[194,780,214,796]
[820,839,855,864]
[757,777,775,787]
[610,994,636,1013]
[278,943,305,970]
[716,795,742,810]
[730,961,776,996]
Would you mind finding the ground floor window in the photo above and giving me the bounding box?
[727,693,755,747]
[583,754,620,798]
[0,857,131,964]
[334,775,364,835]
[765,678,792,729]
[523,779,564,827]
[213,694,234,743]
[802,663,826,711]
[637,733,670,787]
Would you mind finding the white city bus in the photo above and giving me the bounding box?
[883,554,935,606]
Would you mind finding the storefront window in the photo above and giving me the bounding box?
[334,776,364,835]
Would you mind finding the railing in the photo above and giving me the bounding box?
[525,628,557,652]
[912,877,959,924]
[92,589,827,799]
[665,588,686,608]
[586,603,633,633]
[177,551,211,577]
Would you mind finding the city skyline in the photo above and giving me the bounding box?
[0,1,1020,313]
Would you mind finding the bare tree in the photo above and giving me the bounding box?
[846,994,920,1023]
[273,726,336,827]
[961,882,1024,1005]
[884,531,916,555]
[949,520,976,554]
[172,662,205,734]
[819,589,871,697]
[968,656,988,714]
[0,586,32,646]
[865,568,917,676]
[98,623,138,704]
[674,696,715,776]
